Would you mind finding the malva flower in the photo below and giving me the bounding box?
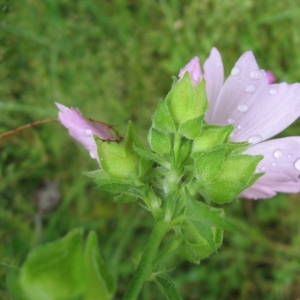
[179,48,300,199]
[55,102,114,163]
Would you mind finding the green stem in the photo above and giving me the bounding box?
[122,220,170,300]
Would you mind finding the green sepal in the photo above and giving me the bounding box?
[148,127,172,156]
[84,231,116,300]
[165,73,207,126]
[194,148,226,183]
[175,138,192,166]
[178,115,204,139]
[202,180,246,204]
[192,125,234,153]
[124,121,144,152]
[154,275,183,300]
[133,145,168,167]
[19,229,85,300]
[6,270,29,300]
[216,154,263,185]
[226,141,250,155]
[152,100,176,133]
[247,172,265,187]
[96,139,139,180]
[114,194,137,203]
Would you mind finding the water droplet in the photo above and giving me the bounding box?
[248,134,263,144]
[237,125,242,129]
[273,149,283,159]
[250,70,262,80]
[261,166,266,171]
[245,84,256,93]
[288,154,292,159]
[269,88,277,95]
[294,158,300,171]
[85,129,93,136]
[272,162,276,167]
[227,118,235,124]
[90,151,95,159]
[231,66,240,76]
[238,104,248,112]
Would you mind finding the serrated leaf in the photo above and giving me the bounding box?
[178,115,204,139]
[19,229,85,300]
[148,127,172,156]
[154,275,183,300]
[194,148,226,182]
[152,100,176,133]
[84,231,115,300]
[193,125,234,153]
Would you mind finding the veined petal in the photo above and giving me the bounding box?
[203,47,224,123]
[178,56,202,87]
[240,137,300,199]
[209,51,300,144]
[56,102,114,162]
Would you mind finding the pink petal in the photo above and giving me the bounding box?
[240,137,300,199]
[208,51,300,144]
[55,102,114,162]
[203,47,224,123]
[266,70,276,84]
[178,56,202,87]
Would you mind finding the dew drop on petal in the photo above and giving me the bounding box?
[248,134,263,144]
[261,166,266,171]
[85,129,93,136]
[245,84,256,93]
[272,162,276,167]
[288,154,292,159]
[237,125,242,129]
[269,88,277,95]
[250,70,262,80]
[90,151,95,159]
[231,66,240,76]
[273,149,283,159]
[294,158,300,171]
[238,104,248,112]
[227,118,235,124]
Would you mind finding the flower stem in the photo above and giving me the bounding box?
[122,220,170,300]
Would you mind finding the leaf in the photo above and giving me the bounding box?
[178,115,204,139]
[154,275,183,300]
[84,231,116,300]
[185,191,235,232]
[19,229,85,300]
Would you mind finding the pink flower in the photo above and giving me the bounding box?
[266,70,276,84]
[179,48,300,199]
[55,102,114,162]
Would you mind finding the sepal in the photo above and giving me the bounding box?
[148,127,172,156]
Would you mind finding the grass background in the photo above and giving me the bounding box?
[1,0,300,299]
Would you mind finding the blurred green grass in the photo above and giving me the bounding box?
[1,0,300,299]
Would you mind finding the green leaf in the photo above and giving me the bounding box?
[184,191,235,232]
[85,170,148,199]
[216,154,263,185]
[84,231,116,300]
[19,229,85,300]
[152,100,176,133]
[194,79,209,115]
[203,180,246,204]
[178,115,204,139]
[7,270,29,300]
[124,121,144,152]
[194,148,226,183]
[133,145,167,167]
[177,221,223,264]
[226,141,250,155]
[148,127,172,156]
[192,125,234,153]
[154,275,183,300]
